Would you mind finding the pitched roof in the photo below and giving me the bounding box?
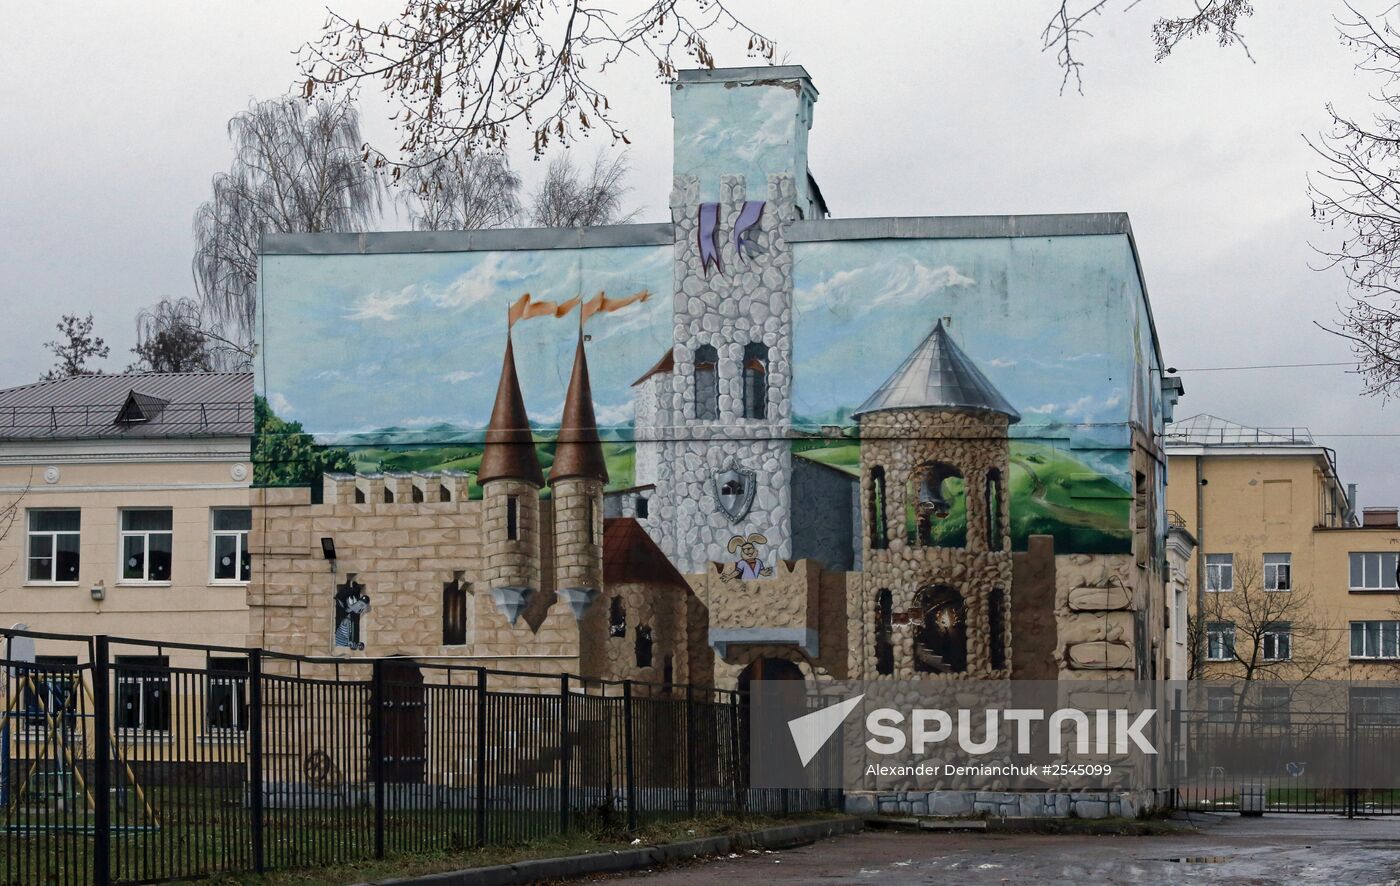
[854,320,1020,422]
[603,518,691,592]
[1166,414,1315,446]
[549,332,609,485]
[0,372,252,441]
[630,348,674,387]
[477,335,545,486]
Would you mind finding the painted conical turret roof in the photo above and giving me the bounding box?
[854,320,1020,422]
[549,331,609,485]
[477,334,545,487]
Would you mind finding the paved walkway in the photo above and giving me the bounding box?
[594,815,1400,884]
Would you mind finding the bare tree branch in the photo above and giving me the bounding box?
[296,0,776,173]
[527,150,636,227]
[192,97,383,355]
[1307,2,1400,398]
[399,149,522,230]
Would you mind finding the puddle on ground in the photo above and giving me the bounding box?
[1163,856,1229,864]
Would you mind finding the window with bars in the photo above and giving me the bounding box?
[115,656,171,732]
[206,657,248,732]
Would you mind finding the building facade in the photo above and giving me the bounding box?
[1166,413,1400,683]
[0,372,253,743]
[251,66,1181,699]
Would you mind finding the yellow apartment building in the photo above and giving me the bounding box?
[0,372,253,752]
[1166,414,1400,693]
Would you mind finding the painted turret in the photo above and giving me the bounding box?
[549,331,608,619]
[479,334,544,625]
[857,319,1017,679]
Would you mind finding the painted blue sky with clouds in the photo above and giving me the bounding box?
[792,235,1142,431]
[259,246,672,439]
[260,233,1148,444]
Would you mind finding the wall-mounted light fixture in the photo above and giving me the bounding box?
[321,537,338,573]
[90,580,105,602]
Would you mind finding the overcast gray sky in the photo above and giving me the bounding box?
[2,1,1397,506]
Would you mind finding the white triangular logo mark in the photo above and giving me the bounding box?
[787,694,864,766]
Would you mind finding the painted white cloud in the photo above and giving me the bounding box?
[268,391,295,416]
[345,284,422,321]
[441,370,481,384]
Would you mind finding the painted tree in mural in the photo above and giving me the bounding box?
[41,313,109,380]
[193,97,382,363]
[399,150,523,230]
[252,396,355,489]
[1309,5,1400,398]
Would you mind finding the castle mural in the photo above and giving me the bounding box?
[251,65,1180,701]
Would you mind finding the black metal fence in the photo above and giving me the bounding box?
[1173,705,1400,816]
[0,628,840,885]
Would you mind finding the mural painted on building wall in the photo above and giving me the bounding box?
[258,235,1140,553]
[250,65,1174,692]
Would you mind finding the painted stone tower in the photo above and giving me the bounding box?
[857,320,1017,679]
[549,332,608,620]
[645,66,822,572]
[478,334,545,625]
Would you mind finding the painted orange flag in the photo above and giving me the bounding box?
[507,293,566,327]
[580,289,651,325]
[554,295,581,318]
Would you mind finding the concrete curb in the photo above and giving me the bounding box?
[356,817,865,886]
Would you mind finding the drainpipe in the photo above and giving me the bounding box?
[1194,455,1206,677]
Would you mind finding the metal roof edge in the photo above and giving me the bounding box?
[785,212,1132,243]
[260,223,675,256]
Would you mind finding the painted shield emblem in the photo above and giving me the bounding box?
[714,466,757,523]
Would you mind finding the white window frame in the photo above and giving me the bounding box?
[1205,553,1234,592]
[209,509,251,585]
[114,656,171,734]
[1263,553,1292,592]
[1206,621,1235,661]
[205,657,248,734]
[119,509,173,585]
[20,656,78,735]
[1261,622,1292,662]
[26,509,80,585]
[1350,552,1400,592]
[1350,620,1400,660]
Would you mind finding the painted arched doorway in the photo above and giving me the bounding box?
[914,585,967,674]
[736,657,805,786]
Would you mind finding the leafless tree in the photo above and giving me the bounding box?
[1190,561,1343,729]
[192,97,383,355]
[1308,4,1400,398]
[126,297,255,373]
[399,150,522,230]
[528,151,635,227]
[41,313,109,380]
[296,0,776,171]
[1043,1,1256,94]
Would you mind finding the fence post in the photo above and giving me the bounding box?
[248,649,265,873]
[1347,711,1357,820]
[92,635,111,886]
[729,690,743,816]
[623,680,637,832]
[559,674,571,834]
[685,686,696,818]
[475,669,487,847]
[370,659,386,859]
